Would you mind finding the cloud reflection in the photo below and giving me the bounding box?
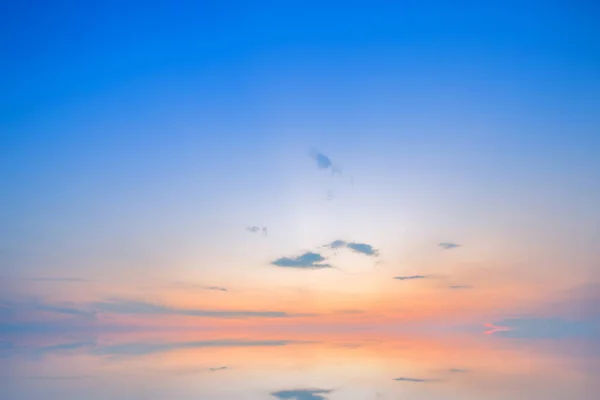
[271,388,333,400]
[394,377,435,383]
[92,298,314,318]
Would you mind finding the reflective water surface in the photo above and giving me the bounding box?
[2,330,598,400]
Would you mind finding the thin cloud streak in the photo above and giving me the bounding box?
[439,242,461,249]
[92,298,316,319]
[171,282,228,292]
[394,275,427,281]
[394,377,435,383]
[206,286,228,292]
[96,339,311,356]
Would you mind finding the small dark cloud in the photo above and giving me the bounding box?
[325,240,379,257]
[347,242,378,257]
[449,368,470,373]
[271,252,332,269]
[23,277,89,282]
[271,388,333,400]
[207,286,228,292]
[209,366,227,372]
[394,377,434,383]
[328,240,347,249]
[309,150,353,200]
[311,151,333,170]
[394,275,427,281]
[92,298,315,319]
[439,242,461,249]
[247,226,268,236]
[449,285,472,290]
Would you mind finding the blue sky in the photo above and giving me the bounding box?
[1,1,599,336]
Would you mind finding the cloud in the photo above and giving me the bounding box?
[393,377,434,383]
[449,285,472,289]
[96,339,308,356]
[171,282,228,292]
[0,299,96,330]
[328,240,347,249]
[209,366,227,372]
[310,150,333,170]
[92,298,314,319]
[207,286,228,292]
[439,242,461,249]
[0,297,316,332]
[0,339,96,359]
[271,388,333,400]
[4,337,313,358]
[394,275,427,281]
[271,252,332,269]
[324,240,379,257]
[449,368,470,373]
[346,242,378,257]
[275,240,380,272]
[247,226,268,236]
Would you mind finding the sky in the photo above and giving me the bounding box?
[1,0,600,339]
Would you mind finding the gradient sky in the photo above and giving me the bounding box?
[1,1,600,336]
